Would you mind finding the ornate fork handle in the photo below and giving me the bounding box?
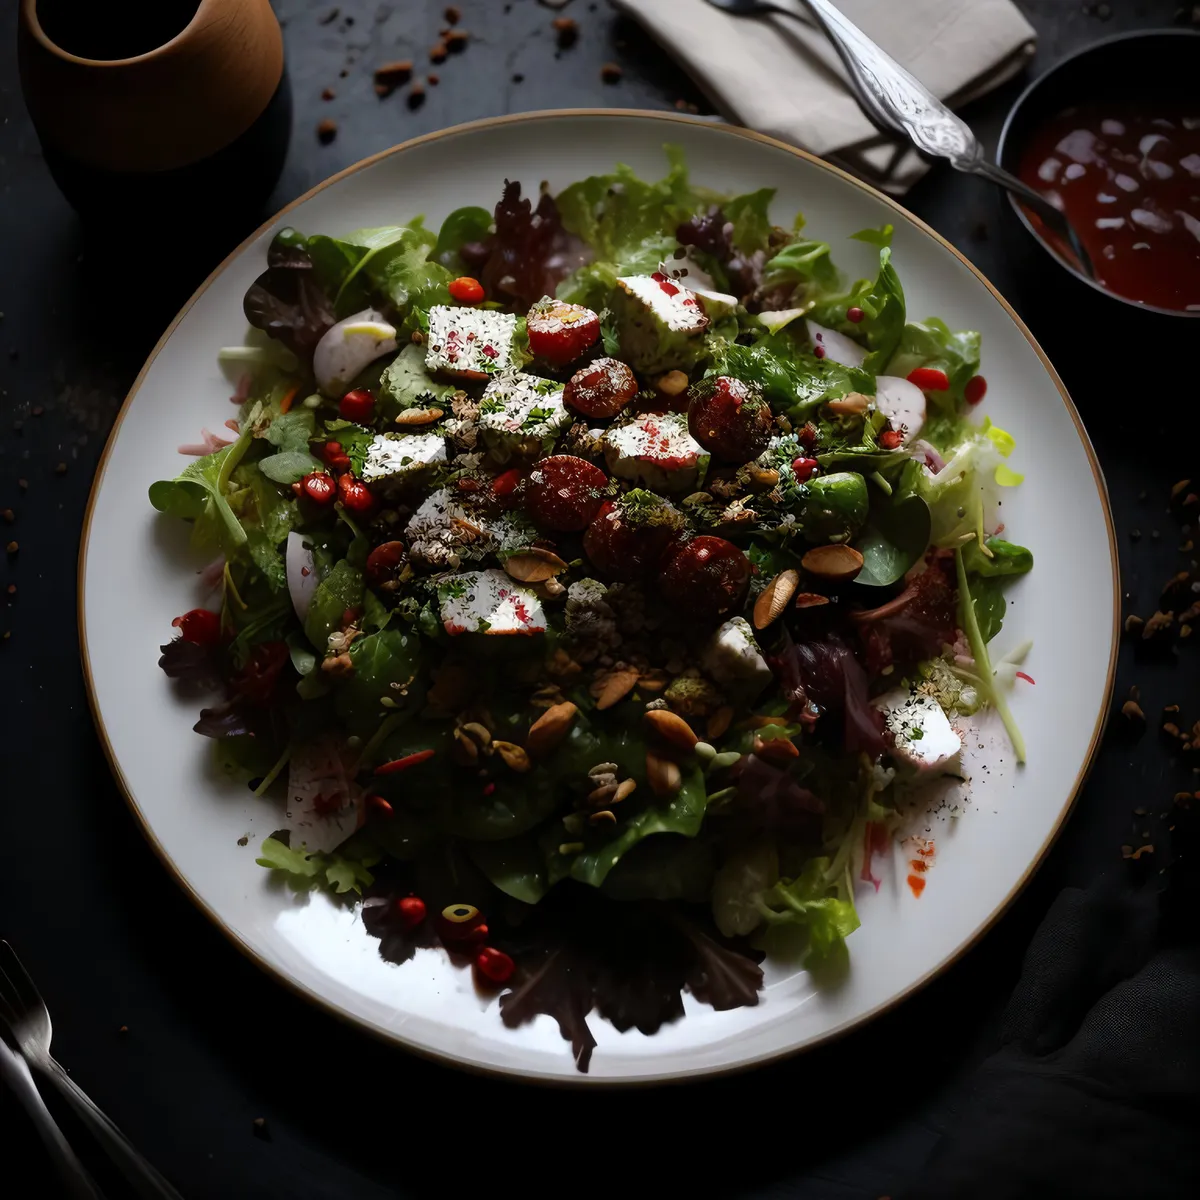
[798,0,983,170]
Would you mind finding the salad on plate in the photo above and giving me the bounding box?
[152,148,1032,1070]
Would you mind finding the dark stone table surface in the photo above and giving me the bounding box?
[1,2,1196,1196]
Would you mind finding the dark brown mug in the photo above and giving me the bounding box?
[17,0,292,231]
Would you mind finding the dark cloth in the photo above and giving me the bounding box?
[906,875,1200,1199]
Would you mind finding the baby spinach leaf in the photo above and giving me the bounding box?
[601,835,715,902]
[258,450,322,484]
[854,491,932,586]
[433,205,493,271]
[969,575,1007,643]
[467,836,548,905]
[376,344,458,413]
[304,559,363,650]
[549,764,708,889]
[334,627,427,737]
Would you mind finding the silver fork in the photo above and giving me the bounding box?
[703,0,1096,278]
[0,941,185,1200]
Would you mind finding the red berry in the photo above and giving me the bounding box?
[171,608,222,645]
[686,376,773,463]
[299,471,337,506]
[846,306,865,323]
[395,896,426,931]
[448,276,485,304]
[475,946,515,986]
[338,474,377,516]
[339,389,375,422]
[964,374,988,405]
[583,497,682,580]
[791,456,819,483]
[523,455,608,531]
[658,535,750,622]
[526,298,600,365]
[491,468,523,504]
[879,429,903,450]
[564,357,638,419]
[365,540,407,585]
[813,344,826,359]
[906,367,950,392]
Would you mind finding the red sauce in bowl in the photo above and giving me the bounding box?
[1017,105,1200,313]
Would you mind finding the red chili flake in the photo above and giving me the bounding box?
[475,946,515,986]
[964,374,988,405]
[367,794,394,816]
[909,858,928,874]
[879,429,903,450]
[1016,671,1036,685]
[492,468,522,499]
[907,873,926,897]
[846,306,864,323]
[374,749,436,775]
[448,276,485,304]
[172,608,222,645]
[396,896,427,930]
[907,366,950,392]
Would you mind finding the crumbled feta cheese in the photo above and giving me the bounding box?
[406,487,533,570]
[361,431,447,483]
[437,569,547,636]
[613,273,711,373]
[602,411,710,494]
[616,274,709,334]
[701,617,772,696]
[477,372,570,461]
[425,306,518,379]
[875,690,962,771]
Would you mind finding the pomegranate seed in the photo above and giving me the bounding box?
[879,429,903,450]
[813,344,826,359]
[791,456,819,483]
[491,468,523,500]
[846,306,864,323]
[907,366,950,392]
[367,794,394,816]
[448,276,485,304]
[374,749,436,775]
[365,540,407,586]
[964,375,988,405]
[172,608,222,645]
[299,472,337,505]
[395,896,426,931]
[339,389,375,422]
[475,946,515,986]
[338,474,376,516]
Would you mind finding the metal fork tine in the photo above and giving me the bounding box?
[0,942,43,1017]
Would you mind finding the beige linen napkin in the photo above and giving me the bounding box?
[612,0,1037,193]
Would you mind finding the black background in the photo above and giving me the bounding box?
[2,2,1198,1197]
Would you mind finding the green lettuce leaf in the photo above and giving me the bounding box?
[304,559,363,650]
[809,246,906,374]
[761,238,839,296]
[149,443,249,555]
[756,856,860,965]
[467,836,548,905]
[433,205,492,272]
[723,186,776,254]
[885,317,981,407]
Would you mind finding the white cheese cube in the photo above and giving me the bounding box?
[425,306,518,379]
[361,431,447,484]
[477,372,570,461]
[701,617,772,697]
[613,273,711,374]
[616,274,709,334]
[602,411,710,494]
[875,690,962,771]
[438,569,547,636]
[406,487,534,571]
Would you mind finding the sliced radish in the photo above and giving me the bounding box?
[806,320,868,369]
[286,532,319,622]
[281,736,365,854]
[313,308,397,396]
[874,375,927,445]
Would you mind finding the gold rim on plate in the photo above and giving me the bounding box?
[76,109,1121,1086]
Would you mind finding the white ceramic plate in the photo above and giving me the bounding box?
[80,112,1117,1084]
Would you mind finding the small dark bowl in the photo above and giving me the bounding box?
[996,28,1200,320]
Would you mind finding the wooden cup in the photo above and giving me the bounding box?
[17,0,292,229]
